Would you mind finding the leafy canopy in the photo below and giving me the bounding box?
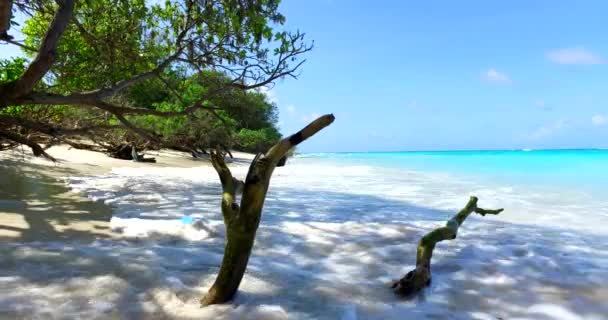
[0,0,309,156]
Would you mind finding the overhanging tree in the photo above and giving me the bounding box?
[123,70,283,156]
[0,0,311,158]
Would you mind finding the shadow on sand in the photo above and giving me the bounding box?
[1,168,607,319]
[0,158,117,242]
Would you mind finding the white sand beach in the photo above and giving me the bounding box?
[4,0,608,318]
[1,147,607,319]
[0,145,253,242]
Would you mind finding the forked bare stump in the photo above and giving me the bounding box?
[201,114,335,306]
[392,196,503,297]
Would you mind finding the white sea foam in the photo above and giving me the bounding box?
[2,159,608,319]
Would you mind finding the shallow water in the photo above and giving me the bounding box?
[2,153,608,319]
[300,149,608,197]
[291,150,608,236]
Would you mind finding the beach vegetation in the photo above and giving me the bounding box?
[0,0,310,158]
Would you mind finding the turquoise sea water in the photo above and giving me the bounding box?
[298,149,608,195]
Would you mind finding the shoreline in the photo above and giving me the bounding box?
[0,145,254,243]
[1,146,608,318]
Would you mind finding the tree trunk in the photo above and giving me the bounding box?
[392,196,503,297]
[200,229,256,305]
[0,0,12,39]
[201,114,335,306]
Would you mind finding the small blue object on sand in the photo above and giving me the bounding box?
[180,216,195,224]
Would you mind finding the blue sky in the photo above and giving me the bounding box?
[270,0,608,152]
[2,1,607,152]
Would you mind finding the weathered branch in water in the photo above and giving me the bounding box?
[392,196,503,297]
[265,114,336,164]
[201,114,335,306]
[210,147,243,224]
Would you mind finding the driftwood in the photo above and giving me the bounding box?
[131,145,156,163]
[276,155,287,167]
[106,144,156,162]
[201,114,335,306]
[392,196,503,296]
[109,144,135,160]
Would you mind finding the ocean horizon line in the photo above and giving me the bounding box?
[297,147,608,155]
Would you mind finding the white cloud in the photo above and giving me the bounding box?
[529,119,569,140]
[592,114,606,126]
[481,68,512,84]
[546,47,605,65]
[286,105,296,116]
[257,86,279,104]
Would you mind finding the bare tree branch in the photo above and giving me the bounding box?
[93,50,185,99]
[0,37,37,51]
[0,127,55,161]
[210,147,242,224]
[13,92,222,115]
[392,196,504,297]
[110,112,159,143]
[265,113,334,163]
[0,114,119,136]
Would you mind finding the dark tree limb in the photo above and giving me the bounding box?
[0,127,55,161]
[392,196,503,297]
[1,37,37,51]
[61,139,105,152]
[0,0,12,40]
[201,114,335,306]
[12,92,222,116]
[93,49,185,99]
[111,112,159,143]
[221,144,234,159]
[0,114,119,137]
[0,0,75,101]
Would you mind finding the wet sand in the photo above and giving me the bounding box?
[0,145,253,242]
